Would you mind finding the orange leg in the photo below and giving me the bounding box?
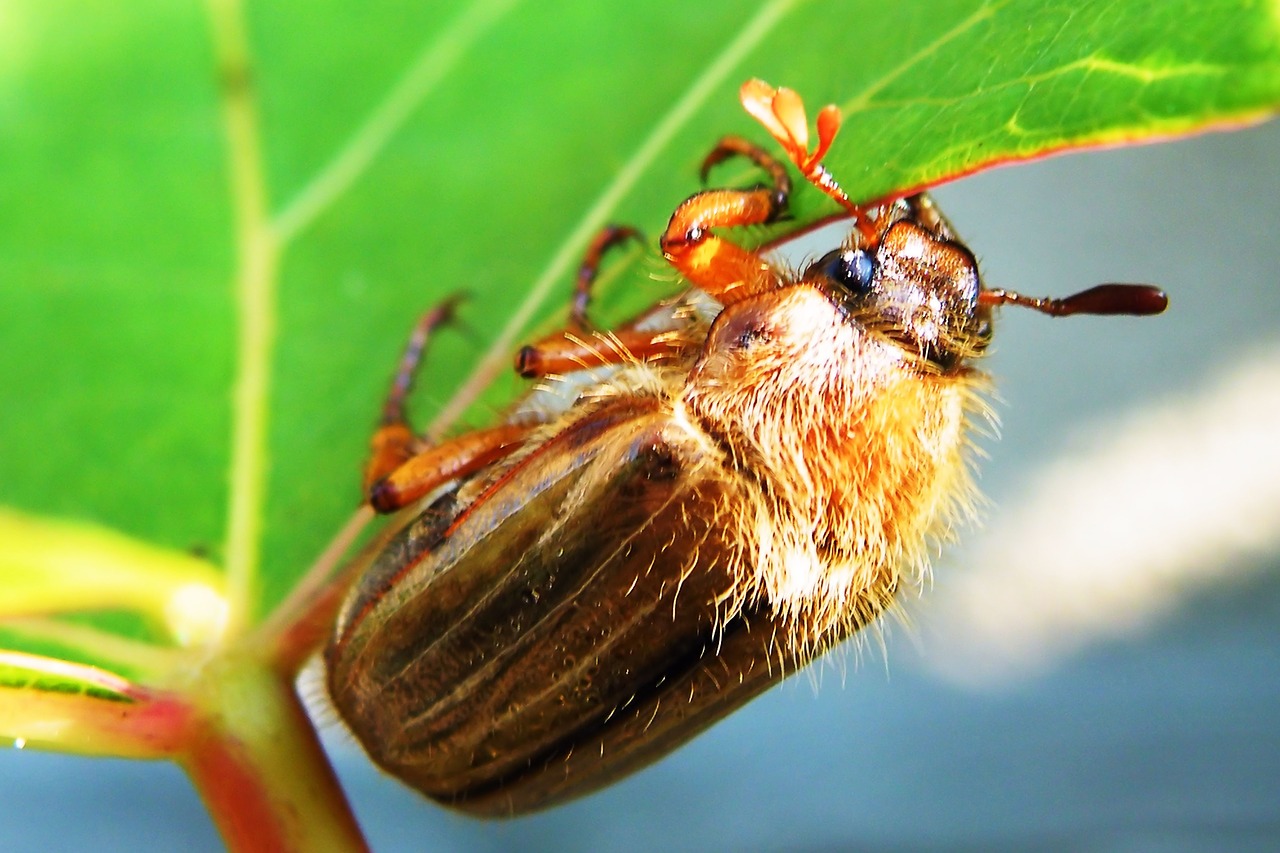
[658,136,790,305]
[368,424,530,513]
[516,328,689,378]
[365,298,532,513]
[364,298,461,493]
[516,225,693,379]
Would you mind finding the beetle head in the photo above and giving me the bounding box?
[804,202,989,370]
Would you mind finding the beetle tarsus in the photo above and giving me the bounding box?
[517,225,702,379]
[572,225,644,329]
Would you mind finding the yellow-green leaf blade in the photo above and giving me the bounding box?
[0,509,228,647]
[0,650,188,758]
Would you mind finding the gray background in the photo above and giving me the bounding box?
[2,118,1278,851]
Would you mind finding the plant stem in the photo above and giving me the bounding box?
[182,661,367,853]
[259,506,377,676]
[201,4,364,844]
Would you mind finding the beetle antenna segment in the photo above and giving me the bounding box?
[739,79,878,246]
[572,225,644,329]
[980,283,1168,317]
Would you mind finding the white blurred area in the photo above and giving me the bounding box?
[921,342,1280,687]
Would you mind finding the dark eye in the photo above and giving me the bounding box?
[826,249,875,294]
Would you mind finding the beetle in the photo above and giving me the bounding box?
[326,80,1167,816]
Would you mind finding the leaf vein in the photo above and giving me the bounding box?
[272,0,521,244]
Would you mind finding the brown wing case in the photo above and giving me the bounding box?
[328,397,851,814]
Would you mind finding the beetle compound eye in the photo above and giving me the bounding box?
[810,248,876,300]
[834,249,875,293]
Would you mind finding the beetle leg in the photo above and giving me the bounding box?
[365,298,532,512]
[515,328,689,378]
[364,298,462,494]
[659,136,791,305]
[569,225,643,329]
[516,225,691,378]
[901,193,958,241]
[368,424,530,513]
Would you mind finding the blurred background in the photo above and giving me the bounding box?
[2,3,1278,850]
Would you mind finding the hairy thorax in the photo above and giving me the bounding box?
[679,285,983,650]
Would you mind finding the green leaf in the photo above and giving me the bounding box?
[819,0,1280,203]
[1,0,1277,655]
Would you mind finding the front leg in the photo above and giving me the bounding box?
[659,136,791,305]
